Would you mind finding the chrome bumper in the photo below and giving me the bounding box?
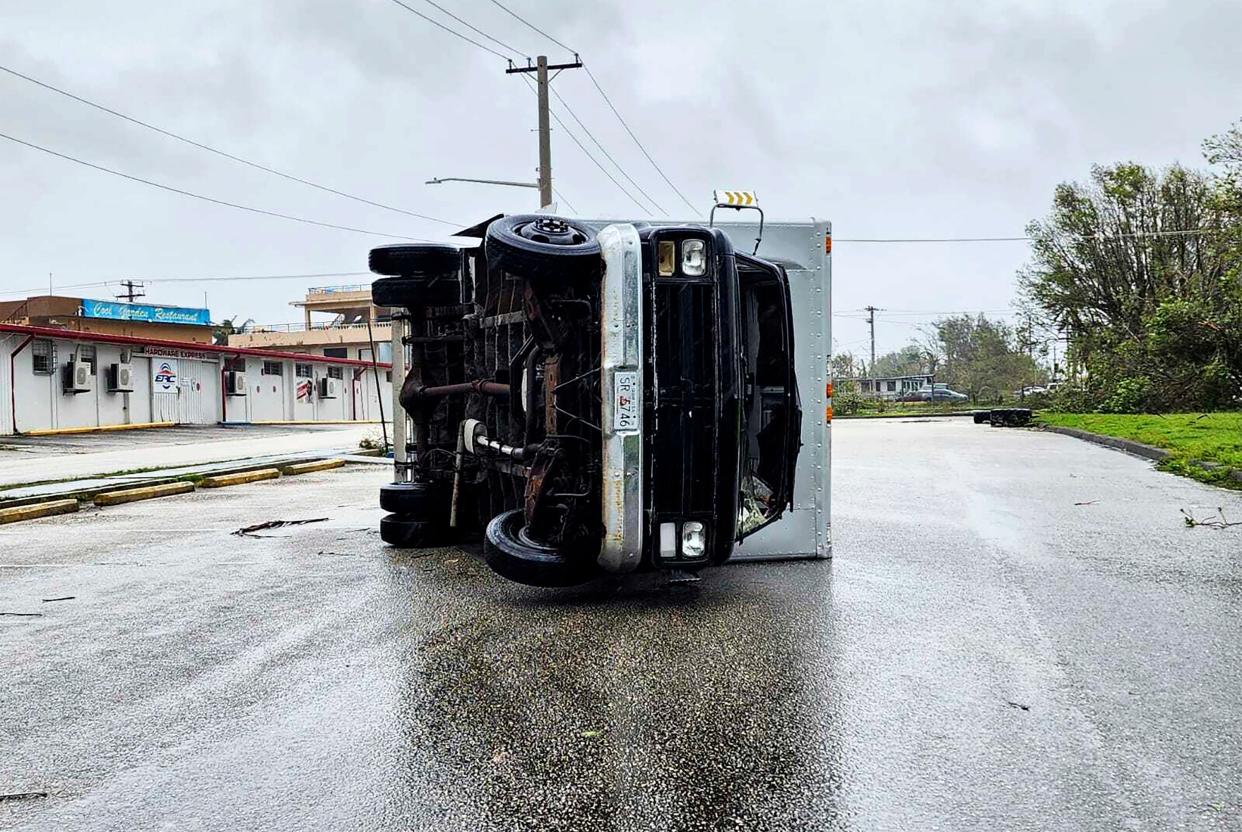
[598,223,644,574]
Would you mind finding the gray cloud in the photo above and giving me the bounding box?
[1,0,1238,353]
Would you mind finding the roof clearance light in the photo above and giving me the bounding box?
[681,239,707,276]
[658,241,676,276]
[713,190,758,207]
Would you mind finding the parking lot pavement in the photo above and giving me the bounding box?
[0,424,381,487]
[1,417,1240,831]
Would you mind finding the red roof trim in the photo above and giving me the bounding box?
[0,323,392,369]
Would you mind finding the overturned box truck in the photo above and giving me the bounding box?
[370,196,831,587]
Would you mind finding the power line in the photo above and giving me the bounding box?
[552,187,578,213]
[0,271,376,299]
[416,0,528,59]
[483,0,697,214]
[0,63,462,228]
[386,0,512,61]
[486,0,576,54]
[548,85,666,214]
[834,229,1228,243]
[520,76,650,214]
[0,131,429,241]
[582,65,698,215]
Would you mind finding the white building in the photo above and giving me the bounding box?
[0,323,391,436]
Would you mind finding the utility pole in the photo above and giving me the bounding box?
[116,280,145,304]
[506,54,583,209]
[864,305,884,375]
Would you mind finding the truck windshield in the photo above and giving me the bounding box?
[736,256,801,537]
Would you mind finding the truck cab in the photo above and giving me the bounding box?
[373,212,823,587]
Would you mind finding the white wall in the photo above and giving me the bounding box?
[0,334,388,435]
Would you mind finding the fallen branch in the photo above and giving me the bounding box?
[1181,508,1242,529]
[42,596,75,603]
[0,792,48,802]
[0,612,44,617]
[233,518,328,538]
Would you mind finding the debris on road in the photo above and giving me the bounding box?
[1074,500,1099,506]
[0,611,44,617]
[1005,700,1031,711]
[42,595,75,602]
[233,518,328,538]
[1180,508,1242,530]
[0,791,48,802]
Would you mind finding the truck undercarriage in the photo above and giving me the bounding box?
[374,214,804,587]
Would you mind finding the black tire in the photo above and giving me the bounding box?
[484,215,601,280]
[973,411,991,424]
[482,509,596,587]
[371,275,460,308]
[379,480,446,519]
[380,513,438,548]
[369,244,460,277]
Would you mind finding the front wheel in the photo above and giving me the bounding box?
[483,509,597,587]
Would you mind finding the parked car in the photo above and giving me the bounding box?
[371,215,805,587]
[906,383,968,403]
[1014,385,1048,397]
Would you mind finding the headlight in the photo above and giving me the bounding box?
[681,521,706,558]
[657,240,676,276]
[681,239,707,276]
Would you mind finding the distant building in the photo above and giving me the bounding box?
[227,284,392,363]
[847,374,934,400]
[0,322,388,435]
[0,295,214,344]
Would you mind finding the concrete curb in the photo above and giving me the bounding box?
[279,459,345,475]
[94,482,197,506]
[23,421,176,437]
[0,499,80,524]
[1042,426,1169,461]
[200,469,281,488]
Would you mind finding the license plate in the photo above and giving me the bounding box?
[613,370,639,432]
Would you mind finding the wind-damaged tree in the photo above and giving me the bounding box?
[1020,150,1242,412]
[930,314,1042,401]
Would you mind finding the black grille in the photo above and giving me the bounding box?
[650,281,719,519]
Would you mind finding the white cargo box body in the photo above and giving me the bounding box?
[583,217,832,562]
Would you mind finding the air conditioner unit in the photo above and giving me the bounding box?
[318,377,340,399]
[225,371,248,396]
[108,363,134,393]
[64,361,93,393]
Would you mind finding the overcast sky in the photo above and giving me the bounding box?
[2,0,1239,356]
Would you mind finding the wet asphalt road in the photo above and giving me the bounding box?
[2,417,1240,831]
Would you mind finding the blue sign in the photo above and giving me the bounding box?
[81,299,211,326]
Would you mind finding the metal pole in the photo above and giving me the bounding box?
[390,311,407,481]
[364,310,389,453]
[536,55,552,208]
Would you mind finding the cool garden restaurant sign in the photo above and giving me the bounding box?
[81,299,211,326]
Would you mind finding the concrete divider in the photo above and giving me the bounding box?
[0,499,79,524]
[24,421,176,437]
[94,482,196,506]
[199,469,281,488]
[279,459,345,476]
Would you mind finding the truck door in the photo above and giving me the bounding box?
[736,256,802,538]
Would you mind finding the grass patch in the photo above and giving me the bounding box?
[1038,412,1242,490]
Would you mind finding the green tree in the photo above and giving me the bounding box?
[1020,155,1242,412]
[930,314,1043,401]
[212,316,254,346]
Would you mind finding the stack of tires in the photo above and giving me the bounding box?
[369,243,462,550]
[379,481,450,548]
